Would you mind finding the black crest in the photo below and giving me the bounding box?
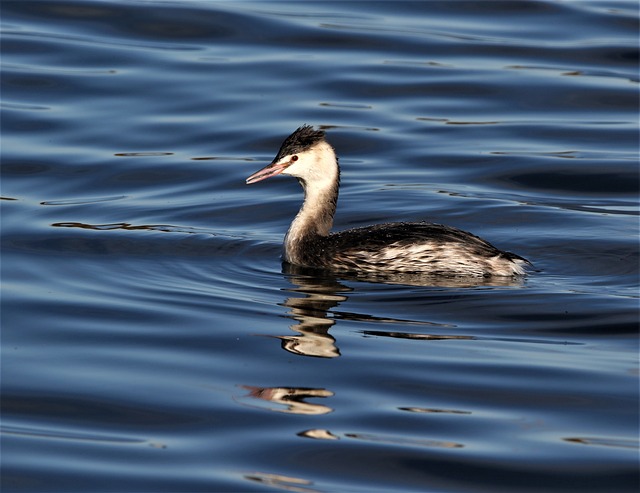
[274,125,326,161]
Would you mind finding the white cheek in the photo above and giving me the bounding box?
[283,160,305,176]
[283,156,320,181]
[281,144,338,186]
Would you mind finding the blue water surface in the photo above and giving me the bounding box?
[2,1,638,492]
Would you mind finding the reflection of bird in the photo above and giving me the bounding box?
[247,125,529,277]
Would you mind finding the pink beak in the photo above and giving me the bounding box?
[246,159,292,185]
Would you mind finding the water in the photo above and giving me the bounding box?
[2,1,638,491]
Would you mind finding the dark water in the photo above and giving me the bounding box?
[2,1,638,492]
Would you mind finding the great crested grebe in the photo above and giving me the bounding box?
[246,125,529,277]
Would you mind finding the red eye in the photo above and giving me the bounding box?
[291,155,298,161]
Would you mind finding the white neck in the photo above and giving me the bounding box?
[283,142,339,264]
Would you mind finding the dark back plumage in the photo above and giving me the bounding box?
[274,125,326,161]
[290,221,529,276]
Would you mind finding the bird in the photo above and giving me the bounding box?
[246,125,529,277]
